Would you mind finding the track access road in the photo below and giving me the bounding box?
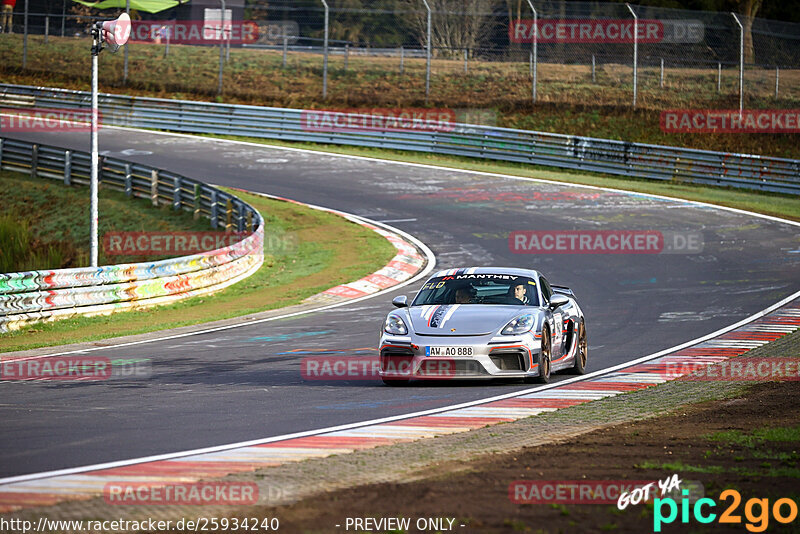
[1,128,798,479]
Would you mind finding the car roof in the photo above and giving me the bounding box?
[430,267,541,279]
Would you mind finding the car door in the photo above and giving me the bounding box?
[539,276,564,357]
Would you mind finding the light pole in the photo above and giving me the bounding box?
[217,0,225,95]
[421,0,431,102]
[123,0,129,83]
[90,13,130,267]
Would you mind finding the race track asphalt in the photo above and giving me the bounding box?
[1,129,797,478]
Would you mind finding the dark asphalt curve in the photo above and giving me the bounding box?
[1,129,798,479]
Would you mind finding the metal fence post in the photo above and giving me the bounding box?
[592,54,596,83]
[193,183,201,219]
[210,190,218,228]
[626,3,638,108]
[400,45,404,74]
[345,43,349,71]
[150,169,159,206]
[422,0,431,102]
[529,50,533,77]
[124,163,132,196]
[225,198,233,232]
[64,150,72,186]
[463,48,467,73]
[164,27,169,57]
[717,62,721,93]
[217,0,226,95]
[22,0,28,68]
[173,176,181,210]
[61,2,65,37]
[320,0,329,99]
[282,35,288,67]
[44,16,48,44]
[660,58,664,88]
[526,0,537,104]
[30,143,38,179]
[237,201,244,232]
[731,12,744,117]
[775,66,779,99]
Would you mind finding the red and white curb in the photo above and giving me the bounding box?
[1,299,798,513]
[229,189,426,302]
[321,223,424,300]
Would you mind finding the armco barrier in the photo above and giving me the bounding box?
[1,83,798,194]
[0,137,264,333]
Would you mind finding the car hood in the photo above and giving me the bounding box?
[408,304,529,336]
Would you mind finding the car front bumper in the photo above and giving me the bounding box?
[378,332,543,380]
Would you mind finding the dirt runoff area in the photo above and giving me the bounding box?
[241,381,799,534]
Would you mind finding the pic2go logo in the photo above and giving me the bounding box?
[653,489,798,532]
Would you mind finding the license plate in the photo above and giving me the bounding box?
[425,346,474,357]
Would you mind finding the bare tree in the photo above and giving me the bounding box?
[737,0,763,63]
[398,0,498,58]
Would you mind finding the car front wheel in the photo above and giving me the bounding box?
[526,327,551,384]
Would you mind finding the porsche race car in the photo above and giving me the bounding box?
[378,267,587,385]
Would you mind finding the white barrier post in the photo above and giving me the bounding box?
[626,3,638,108]
[320,0,329,99]
[525,0,537,104]
[731,13,744,117]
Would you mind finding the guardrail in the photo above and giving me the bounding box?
[0,137,264,333]
[1,83,798,195]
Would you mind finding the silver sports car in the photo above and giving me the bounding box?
[378,267,587,385]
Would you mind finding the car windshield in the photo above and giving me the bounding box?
[412,274,539,307]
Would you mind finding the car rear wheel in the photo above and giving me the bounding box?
[526,327,551,384]
[569,319,588,375]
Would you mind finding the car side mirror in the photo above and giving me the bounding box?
[392,295,408,308]
[548,294,569,309]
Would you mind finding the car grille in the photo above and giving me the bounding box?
[380,347,414,374]
[418,359,489,376]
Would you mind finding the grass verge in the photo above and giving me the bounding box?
[0,169,213,271]
[0,186,396,353]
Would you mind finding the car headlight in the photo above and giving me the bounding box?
[384,314,408,335]
[501,314,535,335]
